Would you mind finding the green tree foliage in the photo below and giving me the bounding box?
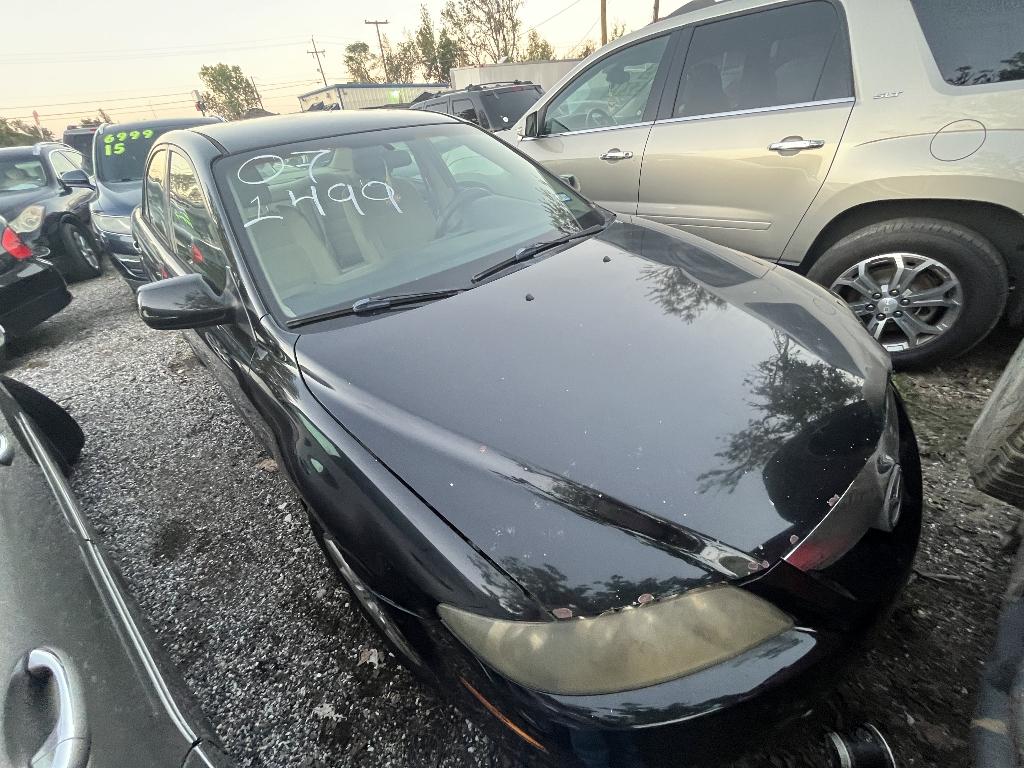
[0,118,52,147]
[441,0,523,65]
[79,108,112,127]
[344,42,383,83]
[414,5,465,83]
[609,21,629,42]
[525,30,555,61]
[384,36,423,82]
[198,63,261,120]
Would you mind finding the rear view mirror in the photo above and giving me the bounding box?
[137,274,237,330]
[524,111,539,138]
[59,169,93,188]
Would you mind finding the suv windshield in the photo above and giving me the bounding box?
[96,126,169,182]
[216,123,603,321]
[0,157,47,192]
[479,87,543,128]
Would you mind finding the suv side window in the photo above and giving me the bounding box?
[910,0,1024,86]
[144,148,170,242]
[674,1,849,118]
[424,100,449,114]
[543,35,670,135]
[168,151,228,293]
[452,98,483,126]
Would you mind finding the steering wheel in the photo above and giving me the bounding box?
[585,107,614,129]
[435,185,492,236]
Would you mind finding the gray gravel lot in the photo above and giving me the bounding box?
[5,270,1022,768]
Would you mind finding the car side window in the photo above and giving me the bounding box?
[673,1,850,118]
[144,148,170,242]
[62,150,86,169]
[910,0,1024,86]
[543,35,670,135]
[48,150,77,177]
[452,98,482,126]
[168,151,228,293]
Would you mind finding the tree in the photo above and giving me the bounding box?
[0,118,47,147]
[441,0,523,65]
[344,42,383,83]
[525,30,555,61]
[197,63,261,120]
[609,20,629,42]
[412,5,465,83]
[384,36,423,82]
[436,27,464,81]
[569,40,597,59]
[79,108,112,127]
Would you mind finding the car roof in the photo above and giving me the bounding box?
[185,109,457,155]
[0,143,67,158]
[96,117,221,135]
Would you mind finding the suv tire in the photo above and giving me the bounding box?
[60,220,103,282]
[967,336,1024,508]
[807,218,1007,369]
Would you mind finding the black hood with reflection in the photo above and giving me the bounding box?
[296,218,891,616]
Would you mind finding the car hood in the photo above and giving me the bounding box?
[91,180,142,217]
[296,219,892,616]
[0,188,53,221]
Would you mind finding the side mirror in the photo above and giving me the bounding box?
[559,174,581,192]
[137,274,237,330]
[60,169,93,188]
[524,111,539,138]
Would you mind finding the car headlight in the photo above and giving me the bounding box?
[92,213,132,236]
[9,205,44,235]
[439,584,792,695]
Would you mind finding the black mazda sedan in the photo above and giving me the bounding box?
[132,111,921,767]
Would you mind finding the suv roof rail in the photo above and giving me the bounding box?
[464,80,535,91]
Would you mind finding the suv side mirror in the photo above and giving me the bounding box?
[137,273,237,330]
[60,169,93,188]
[524,111,539,138]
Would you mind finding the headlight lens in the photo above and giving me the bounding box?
[9,205,44,235]
[440,585,792,695]
[92,213,132,235]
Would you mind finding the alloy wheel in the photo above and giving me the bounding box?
[71,228,99,270]
[829,253,963,353]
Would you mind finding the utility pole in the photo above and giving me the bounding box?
[250,76,265,110]
[365,19,391,82]
[653,0,660,22]
[600,0,607,46]
[307,36,327,87]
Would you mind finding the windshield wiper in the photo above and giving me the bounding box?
[286,289,464,329]
[471,223,608,283]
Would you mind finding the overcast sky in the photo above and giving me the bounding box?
[2,0,662,136]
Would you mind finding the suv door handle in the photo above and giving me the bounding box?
[23,648,90,768]
[600,149,634,161]
[768,138,825,153]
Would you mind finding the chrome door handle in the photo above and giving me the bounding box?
[0,433,13,466]
[768,138,825,153]
[599,148,634,161]
[24,648,91,768]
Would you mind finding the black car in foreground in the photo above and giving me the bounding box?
[131,110,922,767]
[0,143,101,281]
[0,351,231,766]
[90,117,222,290]
[0,214,71,338]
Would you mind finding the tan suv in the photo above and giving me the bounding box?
[511,0,1024,368]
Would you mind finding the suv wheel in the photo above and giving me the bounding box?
[807,217,1007,369]
[60,220,103,281]
[967,336,1024,508]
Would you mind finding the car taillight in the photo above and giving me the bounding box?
[1,228,31,260]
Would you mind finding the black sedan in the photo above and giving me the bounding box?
[0,350,232,766]
[0,214,71,338]
[0,143,102,281]
[131,111,922,767]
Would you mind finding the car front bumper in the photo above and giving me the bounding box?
[0,259,72,337]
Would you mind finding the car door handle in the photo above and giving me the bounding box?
[23,648,91,768]
[768,138,825,153]
[0,433,13,466]
[599,149,634,161]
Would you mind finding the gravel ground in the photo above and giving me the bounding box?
[4,270,1022,768]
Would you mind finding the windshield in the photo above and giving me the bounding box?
[0,157,47,192]
[216,123,603,321]
[479,87,543,128]
[96,126,169,182]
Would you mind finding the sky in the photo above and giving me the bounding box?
[1,0,662,137]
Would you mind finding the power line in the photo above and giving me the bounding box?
[307,36,328,87]
[523,0,588,35]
